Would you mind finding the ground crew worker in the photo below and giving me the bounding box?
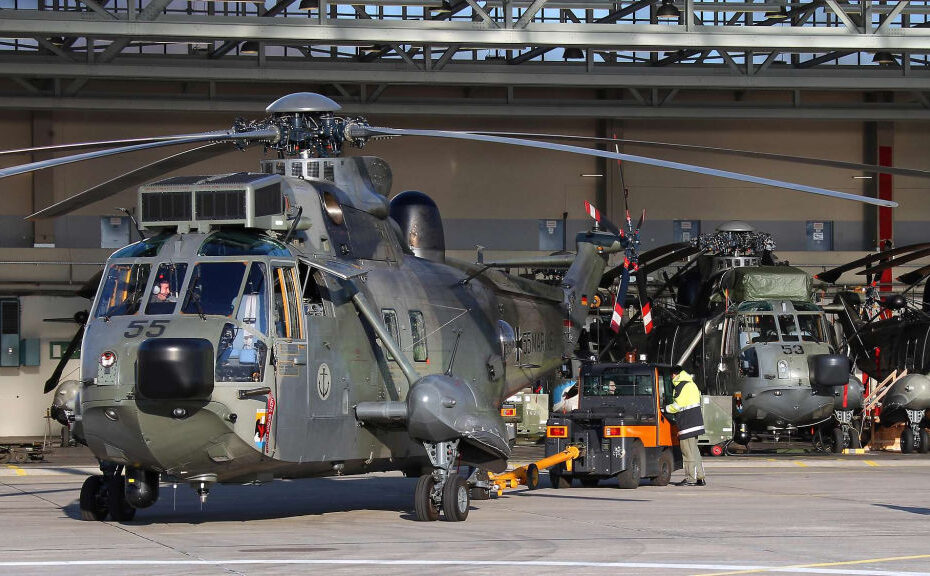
[665,365,706,486]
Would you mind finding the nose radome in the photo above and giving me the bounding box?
[137,338,214,400]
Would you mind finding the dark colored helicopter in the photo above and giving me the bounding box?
[819,244,930,452]
[1,93,895,522]
[595,222,864,453]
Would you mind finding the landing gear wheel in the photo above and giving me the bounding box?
[469,469,491,500]
[550,464,571,489]
[106,476,136,522]
[848,430,862,450]
[919,429,930,454]
[414,474,440,522]
[79,476,108,521]
[616,445,642,489]
[901,428,915,454]
[832,427,846,453]
[580,476,599,488]
[653,451,673,487]
[711,444,725,457]
[441,475,469,522]
[525,464,540,490]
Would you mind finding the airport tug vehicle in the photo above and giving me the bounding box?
[544,363,682,488]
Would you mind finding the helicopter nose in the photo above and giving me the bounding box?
[137,338,214,400]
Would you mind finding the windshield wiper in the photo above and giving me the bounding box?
[184,273,207,321]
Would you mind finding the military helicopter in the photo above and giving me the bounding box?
[818,245,930,452]
[1,93,895,522]
[603,222,865,453]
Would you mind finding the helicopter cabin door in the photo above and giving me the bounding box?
[269,262,307,456]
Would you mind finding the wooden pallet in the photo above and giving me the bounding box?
[868,421,905,452]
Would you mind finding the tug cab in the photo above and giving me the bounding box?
[545,362,682,488]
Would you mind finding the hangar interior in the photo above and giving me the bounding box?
[1,0,929,436]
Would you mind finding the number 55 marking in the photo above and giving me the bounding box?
[124,320,170,338]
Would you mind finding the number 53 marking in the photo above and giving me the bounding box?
[124,320,169,338]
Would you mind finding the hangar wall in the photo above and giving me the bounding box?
[0,296,86,437]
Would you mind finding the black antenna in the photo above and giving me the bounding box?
[282,206,304,244]
[445,330,462,376]
[117,207,145,240]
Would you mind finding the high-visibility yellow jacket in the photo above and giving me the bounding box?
[666,370,705,439]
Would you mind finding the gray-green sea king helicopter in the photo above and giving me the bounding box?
[0,93,895,522]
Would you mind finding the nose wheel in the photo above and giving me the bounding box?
[414,440,470,522]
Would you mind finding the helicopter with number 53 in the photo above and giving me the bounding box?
[2,93,895,522]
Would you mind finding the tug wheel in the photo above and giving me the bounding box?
[616,444,642,489]
[652,451,673,487]
[414,474,440,522]
[79,476,108,521]
[442,475,470,522]
[525,464,540,490]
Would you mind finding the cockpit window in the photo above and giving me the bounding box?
[583,372,654,397]
[182,262,246,317]
[778,314,799,342]
[110,232,171,259]
[145,263,187,315]
[797,314,826,343]
[237,263,268,335]
[198,231,290,257]
[792,302,820,312]
[737,301,773,312]
[94,264,151,318]
[738,314,778,346]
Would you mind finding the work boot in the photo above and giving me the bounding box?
[674,478,696,486]
[695,478,706,486]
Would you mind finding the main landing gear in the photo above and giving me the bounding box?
[414,440,470,522]
[900,410,929,454]
[79,462,160,521]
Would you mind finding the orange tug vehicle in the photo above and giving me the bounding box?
[543,363,683,489]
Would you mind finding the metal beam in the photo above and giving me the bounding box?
[4,59,930,91]
[2,94,930,120]
[515,0,549,29]
[12,12,930,52]
[875,1,908,35]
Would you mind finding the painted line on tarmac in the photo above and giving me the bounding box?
[0,559,927,574]
[694,553,930,576]
[865,460,880,467]
[4,465,26,476]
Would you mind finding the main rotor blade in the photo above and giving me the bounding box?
[858,247,930,277]
[474,132,930,181]
[816,242,930,283]
[362,128,897,208]
[27,143,225,220]
[639,242,691,264]
[898,264,930,286]
[0,128,277,181]
[641,245,705,276]
[44,322,84,394]
[0,134,215,158]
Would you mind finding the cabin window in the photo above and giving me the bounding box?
[739,347,760,377]
[583,372,653,397]
[198,231,290,257]
[409,310,428,362]
[272,265,303,339]
[778,314,800,342]
[94,263,151,318]
[145,263,187,315]
[181,262,246,317]
[110,232,171,259]
[738,314,778,344]
[796,314,826,343]
[381,309,400,360]
[237,263,268,335]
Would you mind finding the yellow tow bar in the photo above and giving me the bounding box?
[487,445,582,496]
